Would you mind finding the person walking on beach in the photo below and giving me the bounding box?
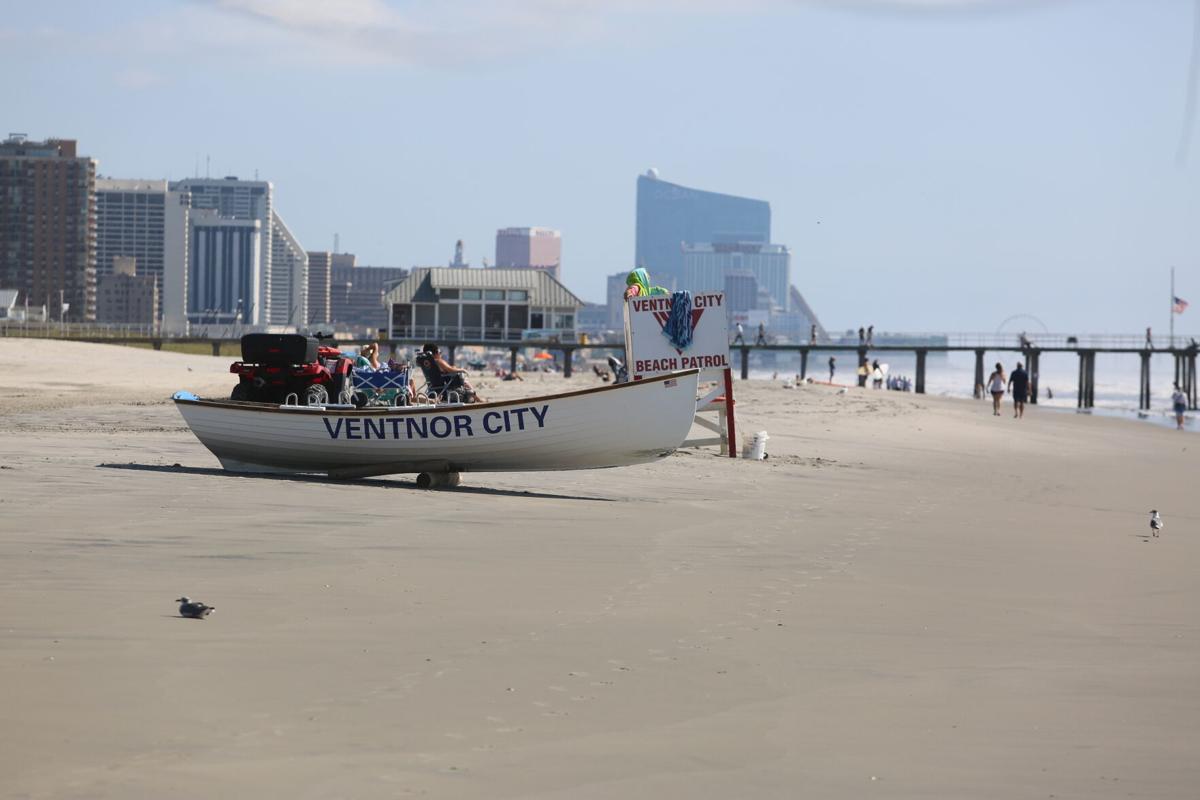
[1173,383,1188,430]
[1146,327,1154,349]
[732,322,745,345]
[828,355,836,382]
[1008,361,1029,418]
[986,362,1006,416]
[858,326,865,345]
[867,325,874,346]
[810,323,817,344]
[871,359,883,389]
[756,322,767,346]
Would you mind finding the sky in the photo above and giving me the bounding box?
[3,0,1199,334]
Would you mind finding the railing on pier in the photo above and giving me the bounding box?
[824,331,1197,350]
[2,323,1196,410]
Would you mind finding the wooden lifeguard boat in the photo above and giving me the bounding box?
[174,369,701,484]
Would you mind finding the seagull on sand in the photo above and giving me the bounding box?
[176,597,215,619]
[1150,510,1162,538]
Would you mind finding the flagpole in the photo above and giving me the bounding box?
[1170,266,1175,349]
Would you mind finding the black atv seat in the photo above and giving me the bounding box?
[241,333,319,366]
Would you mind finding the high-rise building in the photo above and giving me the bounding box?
[682,242,790,312]
[171,177,304,326]
[495,227,562,280]
[0,135,97,320]
[634,170,770,291]
[96,179,167,280]
[330,259,408,335]
[723,270,760,315]
[164,208,261,329]
[95,178,192,321]
[305,251,332,327]
[269,211,308,326]
[96,255,158,325]
[605,271,628,331]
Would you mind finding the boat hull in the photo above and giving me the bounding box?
[175,369,701,476]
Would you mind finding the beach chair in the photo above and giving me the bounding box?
[414,352,465,404]
[351,363,411,407]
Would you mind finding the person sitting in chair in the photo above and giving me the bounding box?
[418,343,483,402]
[355,342,382,370]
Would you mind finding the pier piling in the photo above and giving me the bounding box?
[740,345,750,380]
[1027,350,1040,405]
[1078,351,1099,409]
[1138,351,1151,411]
[509,346,518,374]
[915,349,927,394]
[973,350,985,398]
[799,348,808,380]
[1088,351,1099,408]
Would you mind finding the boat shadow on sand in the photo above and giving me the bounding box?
[98,463,613,502]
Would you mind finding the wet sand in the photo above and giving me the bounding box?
[0,339,1196,799]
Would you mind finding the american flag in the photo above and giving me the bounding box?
[1173,296,1189,314]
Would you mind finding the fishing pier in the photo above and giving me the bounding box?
[2,325,1197,410]
[730,339,1198,411]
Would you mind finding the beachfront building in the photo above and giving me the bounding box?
[95,178,193,322]
[164,209,261,329]
[605,271,627,331]
[576,302,608,336]
[95,256,158,325]
[0,135,97,321]
[268,211,308,327]
[385,267,583,342]
[171,176,305,327]
[682,241,790,312]
[305,250,332,326]
[494,227,562,280]
[635,169,770,291]
[723,270,760,314]
[330,256,408,336]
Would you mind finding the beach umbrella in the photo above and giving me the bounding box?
[533,351,554,360]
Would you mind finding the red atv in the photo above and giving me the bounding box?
[229,333,354,405]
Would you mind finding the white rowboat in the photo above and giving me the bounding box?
[175,369,701,479]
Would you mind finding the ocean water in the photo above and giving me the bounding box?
[749,350,1193,432]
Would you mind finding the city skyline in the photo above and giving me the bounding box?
[3,0,1199,332]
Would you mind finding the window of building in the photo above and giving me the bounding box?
[484,305,505,338]
[461,303,482,333]
[461,289,481,300]
[484,289,504,301]
[507,290,528,301]
[530,311,544,328]
[555,313,574,329]
[414,304,435,328]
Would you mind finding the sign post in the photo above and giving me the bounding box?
[624,292,737,457]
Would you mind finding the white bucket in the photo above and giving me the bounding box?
[747,430,769,461]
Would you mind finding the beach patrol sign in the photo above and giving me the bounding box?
[625,291,737,458]
[624,291,731,381]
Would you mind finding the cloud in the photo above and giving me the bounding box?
[0,0,1061,72]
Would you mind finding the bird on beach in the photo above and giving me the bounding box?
[1150,510,1162,538]
[176,597,215,619]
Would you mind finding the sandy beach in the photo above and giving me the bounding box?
[0,339,1196,799]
